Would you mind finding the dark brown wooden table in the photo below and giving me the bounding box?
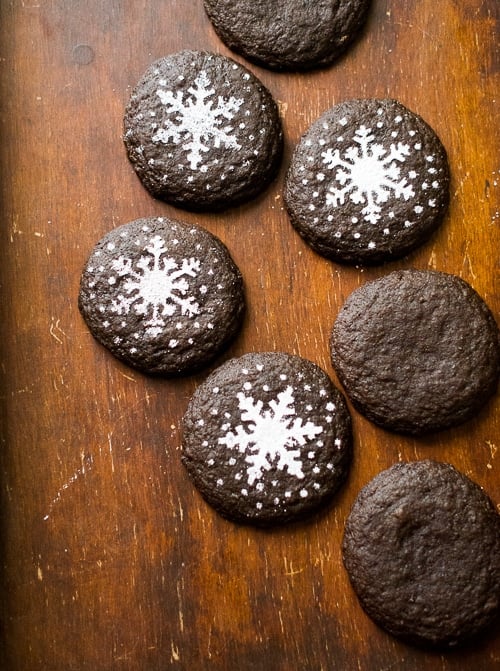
[1,1,499,669]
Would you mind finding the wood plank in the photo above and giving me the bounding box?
[1,1,498,669]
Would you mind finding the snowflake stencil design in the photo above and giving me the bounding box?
[110,235,200,337]
[218,386,324,486]
[322,125,415,224]
[152,70,244,170]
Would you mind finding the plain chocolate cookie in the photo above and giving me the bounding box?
[285,99,450,264]
[79,217,245,376]
[342,460,500,648]
[203,0,372,71]
[330,269,500,434]
[182,352,352,525]
[123,50,283,210]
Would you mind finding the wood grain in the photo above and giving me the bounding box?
[0,1,499,669]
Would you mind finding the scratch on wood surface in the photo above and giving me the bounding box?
[454,170,471,197]
[489,170,500,222]
[486,440,498,459]
[170,641,180,662]
[283,556,304,578]
[277,100,288,118]
[49,318,68,344]
[176,579,185,633]
[486,440,498,471]
[9,215,23,241]
[0,383,35,399]
[278,609,285,635]
[177,497,184,522]
[107,432,115,473]
[119,371,136,382]
[206,625,213,659]
[461,241,477,280]
[43,453,93,520]
[389,20,432,40]
[108,393,158,429]
[427,248,437,269]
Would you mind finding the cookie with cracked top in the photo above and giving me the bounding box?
[78,217,245,376]
[330,269,500,434]
[181,352,352,525]
[342,460,500,648]
[203,0,372,71]
[285,99,450,264]
[123,50,283,210]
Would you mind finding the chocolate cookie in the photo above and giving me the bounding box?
[330,269,500,434]
[123,50,283,210]
[342,460,500,648]
[203,0,372,71]
[181,352,352,525]
[78,217,245,376]
[285,99,450,264]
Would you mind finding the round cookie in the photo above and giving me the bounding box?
[203,0,372,72]
[123,50,283,210]
[285,99,450,264]
[78,217,245,376]
[330,269,500,434]
[342,460,500,648]
[181,352,352,525]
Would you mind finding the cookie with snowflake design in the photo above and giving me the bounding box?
[181,352,352,525]
[78,217,245,376]
[342,461,500,648]
[330,270,500,434]
[203,0,372,71]
[285,99,450,264]
[123,50,283,210]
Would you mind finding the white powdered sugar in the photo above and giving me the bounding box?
[152,70,244,170]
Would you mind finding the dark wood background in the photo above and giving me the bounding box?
[1,1,499,669]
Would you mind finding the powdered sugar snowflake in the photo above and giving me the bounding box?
[110,235,200,337]
[218,386,324,486]
[322,125,415,224]
[152,70,244,170]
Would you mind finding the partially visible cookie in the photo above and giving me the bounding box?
[342,460,500,648]
[123,50,283,210]
[330,269,500,434]
[203,0,372,71]
[285,99,450,264]
[78,217,245,376]
[181,352,352,525]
